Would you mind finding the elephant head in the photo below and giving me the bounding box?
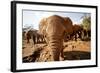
[39,15,73,61]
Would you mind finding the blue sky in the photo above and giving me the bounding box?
[23,10,90,30]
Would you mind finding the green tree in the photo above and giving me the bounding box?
[81,15,91,39]
[81,15,91,31]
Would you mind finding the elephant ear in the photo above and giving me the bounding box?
[63,17,73,34]
[39,18,47,35]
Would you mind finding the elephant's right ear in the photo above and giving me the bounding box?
[39,18,47,27]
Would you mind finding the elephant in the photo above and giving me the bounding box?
[63,24,83,41]
[81,29,91,40]
[39,15,73,61]
[26,29,45,44]
[71,24,91,41]
[36,31,45,43]
[26,30,36,44]
[70,24,83,41]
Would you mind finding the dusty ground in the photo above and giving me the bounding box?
[22,39,91,62]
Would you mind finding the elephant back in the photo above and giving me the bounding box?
[73,24,83,32]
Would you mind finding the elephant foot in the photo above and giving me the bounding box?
[60,57,64,61]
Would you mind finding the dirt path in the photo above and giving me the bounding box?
[64,40,91,52]
[22,39,91,62]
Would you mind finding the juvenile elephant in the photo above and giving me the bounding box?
[36,31,45,43]
[81,29,91,40]
[26,29,45,45]
[26,30,36,44]
[70,24,83,41]
[39,15,73,61]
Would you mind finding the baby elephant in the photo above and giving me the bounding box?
[39,15,73,61]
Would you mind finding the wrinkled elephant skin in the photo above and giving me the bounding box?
[39,15,73,61]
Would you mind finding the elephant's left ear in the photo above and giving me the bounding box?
[64,17,73,26]
[63,17,73,33]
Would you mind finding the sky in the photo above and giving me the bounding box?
[23,10,90,30]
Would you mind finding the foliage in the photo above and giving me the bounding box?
[81,15,91,31]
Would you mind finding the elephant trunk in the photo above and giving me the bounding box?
[47,35,64,61]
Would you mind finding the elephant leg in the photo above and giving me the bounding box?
[27,39,29,43]
[60,47,64,61]
[27,36,30,43]
[79,31,82,39]
[75,33,77,41]
[38,36,40,43]
[36,37,38,44]
[42,36,44,42]
[32,35,35,44]
[37,37,38,43]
